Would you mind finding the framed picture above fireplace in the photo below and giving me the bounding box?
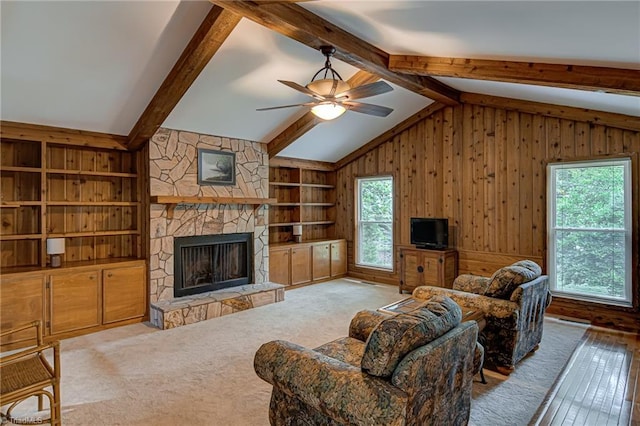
[197,148,236,186]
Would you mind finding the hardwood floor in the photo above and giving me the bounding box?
[533,324,640,425]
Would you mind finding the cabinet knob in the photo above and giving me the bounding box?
[107,272,113,278]
[417,266,424,273]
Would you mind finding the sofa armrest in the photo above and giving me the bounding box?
[349,309,390,342]
[255,340,407,425]
[452,274,491,294]
[412,286,519,325]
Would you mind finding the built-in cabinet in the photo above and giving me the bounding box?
[102,264,146,324]
[0,125,148,349]
[399,247,458,293]
[0,259,146,349]
[49,269,101,335]
[0,273,44,347]
[270,239,347,287]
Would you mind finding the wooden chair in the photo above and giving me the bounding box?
[1,321,61,425]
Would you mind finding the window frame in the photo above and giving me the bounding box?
[355,175,394,271]
[547,157,633,307]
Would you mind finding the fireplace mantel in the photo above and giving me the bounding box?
[151,195,277,219]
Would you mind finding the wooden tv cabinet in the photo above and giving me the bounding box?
[399,247,458,294]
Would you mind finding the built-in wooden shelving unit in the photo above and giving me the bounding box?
[268,159,337,244]
[0,133,144,272]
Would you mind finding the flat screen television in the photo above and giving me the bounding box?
[410,217,448,250]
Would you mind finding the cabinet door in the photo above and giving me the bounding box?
[330,241,347,277]
[312,243,331,281]
[269,248,291,285]
[0,274,44,346]
[421,255,439,286]
[291,246,312,285]
[402,251,423,291]
[103,264,146,324]
[49,270,100,335]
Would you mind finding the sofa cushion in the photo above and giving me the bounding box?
[452,274,491,294]
[361,295,462,377]
[512,260,542,277]
[315,337,366,368]
[484,265,539,299]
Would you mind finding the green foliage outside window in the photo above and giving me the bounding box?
[358,178,393,269]
[553,164,627,299]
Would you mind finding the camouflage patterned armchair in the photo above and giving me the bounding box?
[413,260,551,375]
[254,295,478,426]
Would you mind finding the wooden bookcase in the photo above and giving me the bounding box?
[268,160,336,244]
[1,138,142,269]
[0,124,148,348]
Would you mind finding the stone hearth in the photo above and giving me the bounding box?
[150,283,284,330]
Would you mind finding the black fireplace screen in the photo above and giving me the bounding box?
[174,233,253,297]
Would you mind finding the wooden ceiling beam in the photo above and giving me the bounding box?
[335,102,446,170]
[126,6,241,150]
[210,1,460,105]
[267,70,379,158]
[389,56,640,96]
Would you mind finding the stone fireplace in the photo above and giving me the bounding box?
[148,128,284,329]
[174,232,253,297]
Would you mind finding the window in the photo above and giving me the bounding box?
[356,176,393,270]
[547,158,632,306]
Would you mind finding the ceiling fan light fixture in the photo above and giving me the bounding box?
[306,78,351,97]
[311,103,346,120]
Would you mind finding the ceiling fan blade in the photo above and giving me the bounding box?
[256,102,315,112]
[278,80,325,100]
[343,101,394,117]
[336,81,393,100]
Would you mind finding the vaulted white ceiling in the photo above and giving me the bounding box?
[1,1,638,163]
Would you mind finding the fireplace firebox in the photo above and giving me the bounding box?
[174,233,253,297]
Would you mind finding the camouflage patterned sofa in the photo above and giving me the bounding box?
[254,295,478,426]
[413,260,551,375]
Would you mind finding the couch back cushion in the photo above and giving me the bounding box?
[484,262,540,299]
[512,260,542,277]
[361,295,462,377]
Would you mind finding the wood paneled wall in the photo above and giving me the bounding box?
[336,101,639,328]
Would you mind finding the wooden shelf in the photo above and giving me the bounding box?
[48,230,140,238]
[269,220,335,228]
[47,169,137,178]
[150,195,277,219]
[47,201,139,206]
[269,182,334,189]
[0,234,42,241]
[1,202,42,207]
[269,182,300,187]
[1,166,41,173]
[301,183,334,189]
[269,222,299,227]
[272,202,335,207]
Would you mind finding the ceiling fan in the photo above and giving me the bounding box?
[257,46,394,121]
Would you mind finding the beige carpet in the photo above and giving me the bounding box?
[6,279,587,425]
